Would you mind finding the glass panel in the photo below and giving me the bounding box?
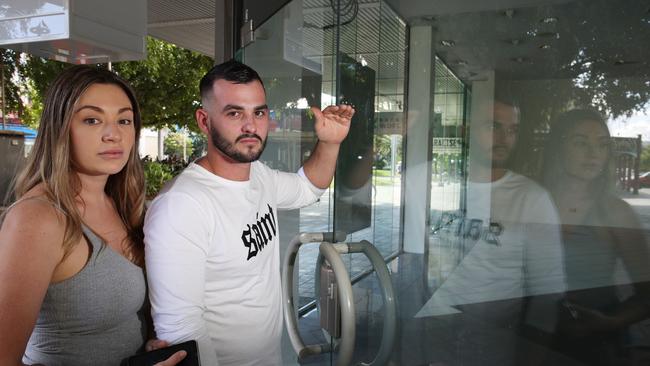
[242,0,650,365]
[331,0,407,282]
[428,57,469,291]
[400,0,650,365]
[238,0,405,364]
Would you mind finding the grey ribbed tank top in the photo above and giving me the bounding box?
[23,225,147,366]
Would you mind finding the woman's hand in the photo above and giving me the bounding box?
[154,351,187,366]
[145,339,187,366]
[560,301,619,336]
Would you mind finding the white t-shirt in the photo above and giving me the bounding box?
[418,171,565,331]
[144,161,324,366]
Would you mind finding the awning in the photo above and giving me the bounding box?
[0,124,37,140]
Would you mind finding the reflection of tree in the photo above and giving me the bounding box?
[495,0,650,134]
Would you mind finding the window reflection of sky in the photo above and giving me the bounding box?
[609,110,650,141]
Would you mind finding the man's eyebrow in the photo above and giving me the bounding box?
[222,104,244,112]
[222,104,269,112]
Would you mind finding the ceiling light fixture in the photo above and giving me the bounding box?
[511,57,529,63]
[614,60,640,66]
[540,17,558,24]
[535,31,560,39]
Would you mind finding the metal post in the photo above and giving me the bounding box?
[182,128,187,162]
[635,134,642,194]
[1,59,5,130]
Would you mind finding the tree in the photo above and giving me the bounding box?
[113,37,213,131]
[164,131,194,161]
[0,48,27,120]
[14,37,213,131]
[373,134,391,169]
[16,53,68,127]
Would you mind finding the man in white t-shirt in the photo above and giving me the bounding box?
[418,99,565,364]
[144,60,354,366]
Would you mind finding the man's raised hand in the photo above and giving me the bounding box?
[310,104,355,145]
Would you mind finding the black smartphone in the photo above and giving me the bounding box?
[125,340,200,366]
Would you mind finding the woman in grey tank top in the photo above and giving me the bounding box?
[542,109,650,365]
[0,66,185,366]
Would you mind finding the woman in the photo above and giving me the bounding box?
[542,109,650,365]
[0,65,184,366]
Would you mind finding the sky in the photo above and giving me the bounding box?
[608,112,650,142]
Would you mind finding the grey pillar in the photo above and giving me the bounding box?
[403,26,435,254]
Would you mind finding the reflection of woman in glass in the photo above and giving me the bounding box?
[542,109,650,365]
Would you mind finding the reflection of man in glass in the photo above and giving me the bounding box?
[470,100,520,181]
[418,98,565,364]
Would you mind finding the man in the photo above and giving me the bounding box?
[144,60,354,366]
[417,99,565,364]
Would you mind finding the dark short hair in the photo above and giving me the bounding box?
[199,60,264,101]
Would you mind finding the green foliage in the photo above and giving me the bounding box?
[19,55,68,97]
[1,48,27,117]
[20,80,43,129]
[190,133,208,160]
[373,134,402,170]
[143,159,175,198]
[113,37,213,132]
[12,37,213,131]
[373,134,391,169]
[164,131,194,160]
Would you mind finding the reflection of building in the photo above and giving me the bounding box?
[264,129,315,171]
[612,136,642,193]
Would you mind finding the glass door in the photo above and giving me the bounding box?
[237,0,407,365]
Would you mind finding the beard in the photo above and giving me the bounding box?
[209,123,266,163]
[490,146,512,168]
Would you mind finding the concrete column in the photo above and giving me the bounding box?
[465,70,495,218]
[214,0,234,62]
[403,26,434,254]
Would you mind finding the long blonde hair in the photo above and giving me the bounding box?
[12,65,145,262]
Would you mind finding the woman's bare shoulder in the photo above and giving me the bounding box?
[1,186,67,241]
[600,194,640,228]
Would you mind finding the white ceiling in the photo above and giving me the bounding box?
[146,0,650,82]
[147,0,216,57]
